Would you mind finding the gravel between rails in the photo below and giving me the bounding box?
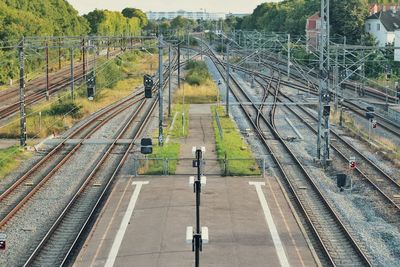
[206,54,400,265]
[269,75,400,265]
[0,101,141,266]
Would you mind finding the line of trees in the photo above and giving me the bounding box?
[237,0,371,44]
[0,0,149,85]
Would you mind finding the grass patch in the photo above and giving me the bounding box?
[174,80,219,104]
[0,145,32,179]
[139,143,180,175]
[140,104,190,175]
[167,104,190,139]
[211,106,260,176]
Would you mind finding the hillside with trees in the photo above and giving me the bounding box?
[0,1,148,85]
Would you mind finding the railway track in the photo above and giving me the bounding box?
[222,59,400,139]
[0,92,145,226]
[254,75,400,212]
[0,48,178,266]
[204,44,373,266]
[0,50,122,120]
[23,96,156,266]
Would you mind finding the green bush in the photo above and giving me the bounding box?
[185,60,210,86]
[44,100,82,118]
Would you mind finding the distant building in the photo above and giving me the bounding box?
[365,10,400,47]
[146,10,226,21]
[305,12,321,52]
[369,4,400,15]
[226,13,250,18]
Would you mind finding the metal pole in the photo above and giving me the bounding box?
[45,41,50,100]
[194,149,202,267]
[82,38,86,80]
[70,47,74,101]
[178,43,181,88]
[58,37,62,70]
[158,35,164,146]
[168,45,172,117]
[107,37,110,59]
[226,42,230,116]
[287,34,291,79]
[334,45,339,109]
[19,38,26,147]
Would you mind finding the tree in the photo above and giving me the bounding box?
[122,8,148,27]
[330,0,370,44]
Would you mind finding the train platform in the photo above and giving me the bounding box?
[73,104,318,267]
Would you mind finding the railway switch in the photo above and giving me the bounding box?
[144,74,153,98]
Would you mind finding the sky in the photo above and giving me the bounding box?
[67,0,281,15]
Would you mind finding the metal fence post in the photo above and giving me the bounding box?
[263,158,266,178]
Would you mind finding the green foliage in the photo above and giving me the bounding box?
[0,0,89,84]
[330,0,369,44]
[122,8,148,27]
[0,145,29,179]
[211,106,260,176]
[96,58,124,90]
[240,0,368,43]
[84,9,141,36]
[185,60,211,86]
[170,16,195,29]
[44,100,82,118]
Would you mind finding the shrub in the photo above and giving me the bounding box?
[185,60,210,86]
[44,100,82,118]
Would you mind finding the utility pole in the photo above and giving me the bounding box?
[82,38,86,80]
[287,34,291,79]
[58,37,62,70]
[19,38,26,147]
[168,45,172,117]
[317,0,331,166]
[178,43,181,88]
[158,35,164,146]
[45,41,50,100]
[70,47,74,101]
[226,42,230,116]
[107,37,110,59]
[334,45,339,110]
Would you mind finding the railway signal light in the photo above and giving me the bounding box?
[336,173,347,191]
[140,138,153,154]
[86,71,96,100]
[144,74,153,98]
[323,105,331,117]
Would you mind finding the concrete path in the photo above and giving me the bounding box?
[74,104,318,267]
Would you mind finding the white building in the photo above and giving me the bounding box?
[365,10,400,47]
[146,10,226,21]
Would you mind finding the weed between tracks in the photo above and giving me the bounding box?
[211,106,260,176]
[330,110,400,167]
